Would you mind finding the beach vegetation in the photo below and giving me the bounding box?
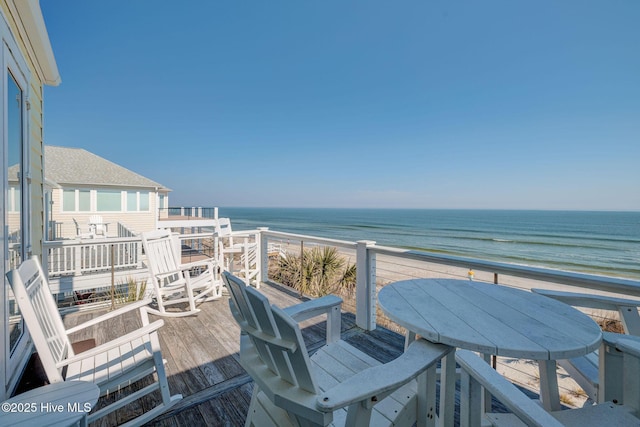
[568,387,588,399]
[270,246,356,297]
[592,311,625,333]
[113,277,147,306]
[559,393,575,406]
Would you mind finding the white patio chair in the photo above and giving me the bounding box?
[532,289,640,403]
[142,229,222,317]
[223,271,452,427]
[6,256,182,426]
[73,218,93,239]
[215,218,259,286]
[456,333,640,426]
[88,214,107,237]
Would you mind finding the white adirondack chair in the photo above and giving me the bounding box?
[6,256,182,426]
[142,229,222,317]
[88,214,107,237]
[456,333,640,426]
[532,289,640,403]
[223,271,453,427]
[215,218,259,286]
[72,218,93,239]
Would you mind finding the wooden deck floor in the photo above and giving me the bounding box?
[61,282,409,426]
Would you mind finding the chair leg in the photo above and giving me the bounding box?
[151,331,176,406]
[417,366,437,427]
[188,289,199,313]
[245,386,260,427]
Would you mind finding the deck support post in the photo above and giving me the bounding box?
[356,240,376,331]
[256,228,269,288]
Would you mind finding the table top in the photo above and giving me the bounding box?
[0,381,99,426]
[378,278,602,360]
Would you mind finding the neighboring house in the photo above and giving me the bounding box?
[44,145,171,239]
[1,1,60,399]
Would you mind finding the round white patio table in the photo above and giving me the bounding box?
[0,381,99,427]
[378,278,602,426]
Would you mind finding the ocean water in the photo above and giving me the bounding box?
[217,208,640,280]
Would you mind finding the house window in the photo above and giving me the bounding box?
[63,189,91,212]
[62,189,76,211]
[3,42,31,393]
[126,192,137,211]
[78,190,90,211]
[140,192,149,211]
[125,191,150,212]
[7,70,25,351]
[97,190,121,211]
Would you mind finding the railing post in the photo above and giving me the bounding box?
[257,228,269,288]
[74,244,82,276]
[42,248,50,279]
[356,240,376,331]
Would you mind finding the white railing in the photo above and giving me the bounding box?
[258,229,640,331]
[41,225,640,334]
[117,222,139,238]
[44,237,143,278]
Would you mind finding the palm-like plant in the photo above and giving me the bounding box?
[271,246,356,297]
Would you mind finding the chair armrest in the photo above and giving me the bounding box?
[456,350,564,427]
[612,335,640,357]
[532,289,640,311]
[58,320,164,368]
[180,258,216,271]
[316,339,452,412]
[534,289,640,335]
[230,230,258,237]
[603,331,626,346]
[283,295,342,322]
[65,299,153,335]
[284,295,343,343]
[155,269,185,280]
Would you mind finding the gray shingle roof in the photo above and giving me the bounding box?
[44,145,170,190]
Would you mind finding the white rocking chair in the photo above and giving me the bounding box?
[223,272,452,427]
[142,229,222,317]
[6,256,182,426]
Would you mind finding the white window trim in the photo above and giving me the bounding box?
[61,188,154,213]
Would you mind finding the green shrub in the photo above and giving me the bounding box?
[271,246,356,297]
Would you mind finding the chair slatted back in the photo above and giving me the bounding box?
[89,215,106,235]
[142,229,184,287]
[223,272,255,327]
[73,218,82,236]
[242,284,318,394]
[215,218,233,239]
[7,257,71,382]
[224,272,279,375]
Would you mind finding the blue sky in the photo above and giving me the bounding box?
[41,1,639,210]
